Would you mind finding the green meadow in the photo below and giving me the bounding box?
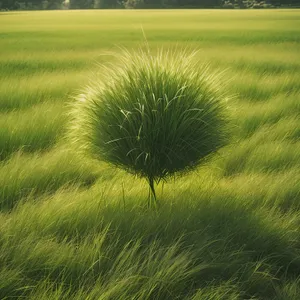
[0,9,300,299]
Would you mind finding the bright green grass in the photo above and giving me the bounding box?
[0,9,300,299]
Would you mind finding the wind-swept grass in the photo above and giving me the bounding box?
[232,73,300,102]
[0,70,92,112]
[0,58,88,78]
[235,94,300,138]
[0,149,98,211]
[220,168,300,212]
[0,9,299,300]
[1,174,300,299]
[0,102,66,160]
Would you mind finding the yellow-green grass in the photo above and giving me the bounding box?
[0,9,300,299]
[0,102,66,159]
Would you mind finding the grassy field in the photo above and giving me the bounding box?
[0,9,300,299]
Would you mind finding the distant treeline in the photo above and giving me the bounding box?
[1,0,300,11]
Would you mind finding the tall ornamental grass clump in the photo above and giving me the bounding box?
[69,48,229,203]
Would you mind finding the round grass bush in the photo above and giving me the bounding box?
[69,48,230,201]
